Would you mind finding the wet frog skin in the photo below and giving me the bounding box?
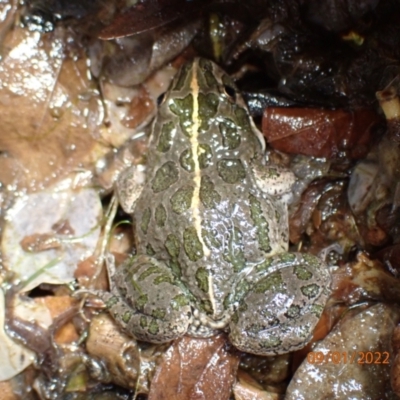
[107,58,331,355]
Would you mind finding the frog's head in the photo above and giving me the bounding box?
[155,57,265,154]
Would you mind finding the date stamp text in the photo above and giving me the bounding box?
[307,351,390,365]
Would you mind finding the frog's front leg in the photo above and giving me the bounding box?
[116,165,145,214]
[105,255,192,343]
[229,252,331,355]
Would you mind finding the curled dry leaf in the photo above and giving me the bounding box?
[148,335,240,400]
[263,107,381,159]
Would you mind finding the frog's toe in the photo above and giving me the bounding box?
[229,252,331,355]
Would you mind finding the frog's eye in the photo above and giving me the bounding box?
[157,92,166,106]
[223,84,237,101]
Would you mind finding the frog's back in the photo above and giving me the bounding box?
[134,58,288,319]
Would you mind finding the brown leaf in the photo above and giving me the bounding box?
[99,0,210,39]
[149,334,240,400]
[263,107,381,159]
[0,27,106,191]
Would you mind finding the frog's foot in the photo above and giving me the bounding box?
[186,308,232,338]
[252,161,296,200]
[107,255,193,343]
[229,252,331,356]
[116,164,145,214]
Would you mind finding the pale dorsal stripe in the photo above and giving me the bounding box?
[189,62,211,260]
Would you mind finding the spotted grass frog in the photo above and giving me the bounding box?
[106,58,331,355]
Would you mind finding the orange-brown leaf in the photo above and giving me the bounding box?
[149,335,240,400]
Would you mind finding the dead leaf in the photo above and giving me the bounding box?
[99,0,209,39]
[263,107,381,159]
[148,335,240,400]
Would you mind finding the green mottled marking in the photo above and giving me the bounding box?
[249,194,271,253]
[122,311,133,323]
[219,119,240,149]
[151,161,179,193]
[223,293,233,310]
[200,176,221,209]
[234,280,251,303]
[105,296,119,309]
[217,159,246,183]
[141,208,151,234]
[136,294,148,311]
[146,244,155,256]
[223,226,246,272]
[183,227,204,261]
[180,149,194,172]
[278,253,296,264]
[165,234,180,258]
[152,309,166,319]
[260,336,282,350]
[195,267,209,292]
[200,299,214,314]
[168,261,182,278]
[174,62,191,91]
[255,258,273,272]
[238,302,248,314]
[170,186,194,214]
[202,228,222,249]
[157,121,175,152]
[254,271,284,294]
[139,266,162,281]
[198,144,212,169]
[199,58,218,87]
[204,69,218,87]
[171,294,189,310]
[301,283,320,299]
[165,234,182,278]
[247,322,264,334]
[169,94,194,137]
[155,204,167,227]
[198,92,218,131]
[148,319,160,335]
[140,316,148,328]
[294,265,313,280]
[286,305,301,319]
[231,312,239,324]
[297,323,313,338]
[310,304,324,317]
[303,253,320,267]
[234,106,251,131]
[154,275,173,285]
[118,285,127,299]
[267,167,280,178]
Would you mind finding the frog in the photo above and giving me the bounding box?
[106,58,331,356]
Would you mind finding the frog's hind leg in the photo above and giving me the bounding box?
[229,252,331,355]
[105,255,192,343]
